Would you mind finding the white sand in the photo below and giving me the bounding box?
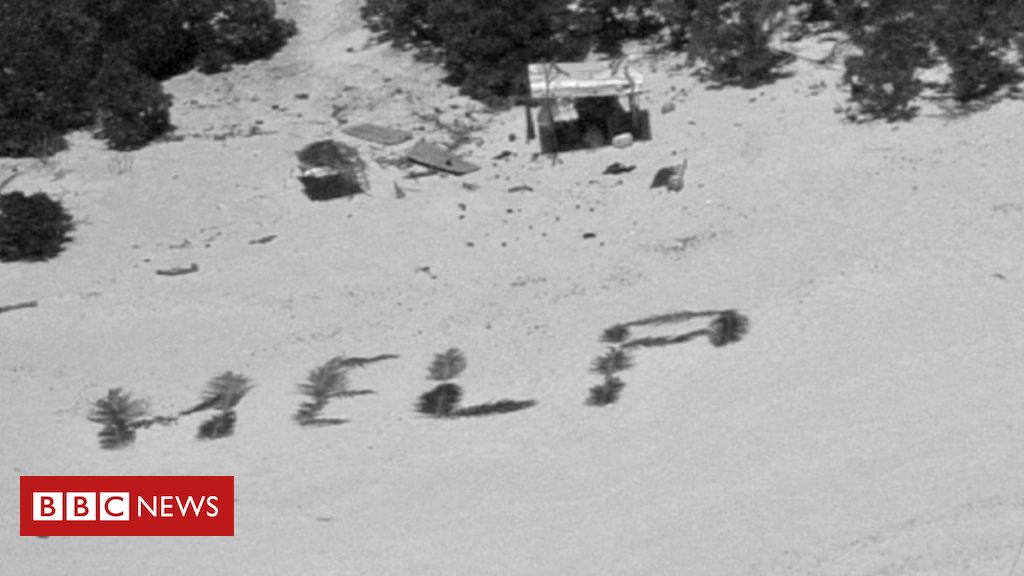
[4,1,1024,574]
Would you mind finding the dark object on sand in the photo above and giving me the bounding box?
[296,140,367,200]
[603,162,636,175]
[342,123,412,146]
[650,160,688,191]
[406,140,480,175]
[0,300,38,314]
[156,263,199,276]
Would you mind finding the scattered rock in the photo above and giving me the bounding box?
[661,102,676,114]
[508,185,533,193]
[583,232,597,240]
[603,162,636,175]
[249,235,277,245]
[294,93,310,100]
[611,133,634,148]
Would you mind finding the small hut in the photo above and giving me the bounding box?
[295,140,366,201]
[526,60,652,154]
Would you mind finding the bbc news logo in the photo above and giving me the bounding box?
[20,476,233,536]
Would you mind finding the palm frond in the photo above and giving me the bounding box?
[181,372,253,415]
[88,388,149,427]
[600,324,631,344]
[621,329,709,349]
[427,348,467,382]
[708,310,750,347]
[590,348,634,376]
[624,309,720,328]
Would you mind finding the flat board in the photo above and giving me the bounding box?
[342,123,412,146]
[406,141,480,175]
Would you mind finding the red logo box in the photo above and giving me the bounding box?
[20,476,233,536]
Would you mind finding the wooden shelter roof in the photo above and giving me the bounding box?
[528,61,644,100]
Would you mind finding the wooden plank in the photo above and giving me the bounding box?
[342,123,412,146]
[406,141,480,175]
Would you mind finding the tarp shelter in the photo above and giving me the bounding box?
[526,60,652,154]
[295,140,366,201]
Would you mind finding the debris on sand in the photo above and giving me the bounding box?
[604,162,636,175]
[651,159,688,192]
[406,140,480,175]
[296,140,367,201]
[156,263,199,276]
[0,300,38,315]
[342,123,412,146]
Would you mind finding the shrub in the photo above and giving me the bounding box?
[194,0,298,74]
[364,0,588,102]
[361,0,438,48]
[654,0,698,49]
[0,0,295,158]
[0,191,74,262]
[89,54,173,151]
[932,2,1019,103]
[687,0,790,87]
[417,383,463,416]
[88,388,149,449]
[579,0,663,55]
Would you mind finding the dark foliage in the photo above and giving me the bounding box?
[837,2,931,121]
[0,0,295,157]
[194,0,298,74]
[295,356,350,425]
[590,347,634,376]
[621,329,708,349]
[0,191,74,262]
[88,388,149,449]
[707,310,749,347]
[932,1,1021,103]
[623,309,718,327]
[197,410,238,440]
[427,348,467,382]
[454,399,537,417]
[362,0,589,102]
[181,371,253,415]
[600,324,631,344]
[587,376,625,406]
[579,0,663,55]
[182,372,252,440]
[90,54,173,151]
[417,383,463,417]
[687,0,790,87]
[361,0,439,49]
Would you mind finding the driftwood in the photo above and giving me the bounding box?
[0,300,38,315]
[156,263,199,276]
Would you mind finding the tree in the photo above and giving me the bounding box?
[687,0,790,87]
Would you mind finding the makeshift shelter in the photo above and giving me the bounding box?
[295,140,366,201]
[526,60,652,154]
